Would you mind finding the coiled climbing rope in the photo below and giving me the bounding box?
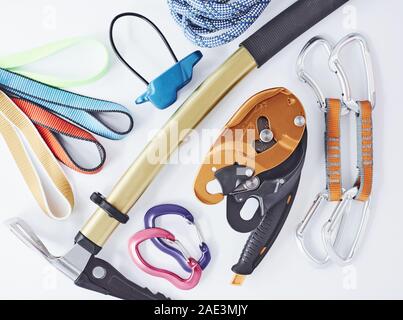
[167,0,271,48]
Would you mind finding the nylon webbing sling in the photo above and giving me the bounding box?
[0,91,74,220]
[11,97,106,174]
[0,68,133,140]
[325,98,343,201]
[0,37,109,88]
[355,101,373,202]
[325,99,373,203]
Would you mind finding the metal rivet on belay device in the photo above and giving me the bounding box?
[260,129,274,143]
[294,116,306,127]
[110,12,203,110]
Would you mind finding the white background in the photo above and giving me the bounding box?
[0,0,402,300]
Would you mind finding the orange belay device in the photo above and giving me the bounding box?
[194,88,308,284]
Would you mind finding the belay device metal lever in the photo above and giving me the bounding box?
[194,88,307,284]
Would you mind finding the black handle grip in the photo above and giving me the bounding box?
[75,256,170,300]
[242,0,349,67]
[231,184,300,276]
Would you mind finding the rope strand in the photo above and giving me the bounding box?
[168,0,271,48]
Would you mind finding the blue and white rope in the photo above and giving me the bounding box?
[167,0,271,48]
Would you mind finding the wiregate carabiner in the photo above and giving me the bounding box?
[329,33,376,113]
[322,187,371,265]
[297,36,350,115]
[144,204,211,272]
[128,228,203,290]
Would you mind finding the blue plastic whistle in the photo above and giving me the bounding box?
[135,51,203,110]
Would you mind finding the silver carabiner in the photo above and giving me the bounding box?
[297,36,351,115]
[322,187,371,266]
[296,189,348,266]
[329,33,376,114]
[296,191,330,265]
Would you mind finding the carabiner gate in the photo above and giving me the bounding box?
[296,191,330,265]
[296,189,348,266]
[297,36,350,115]
[329,33,376,113]
[322,187,371,265]
[128,228,203,290]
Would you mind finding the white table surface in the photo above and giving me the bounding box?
[0,0,402,300]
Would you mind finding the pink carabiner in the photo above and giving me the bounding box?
[128,227,202,290]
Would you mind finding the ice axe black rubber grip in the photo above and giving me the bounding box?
[241,0,349,67]
[75,255,170,300]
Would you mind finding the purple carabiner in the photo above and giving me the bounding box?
[128,228,202,290]
[144,204,211,272]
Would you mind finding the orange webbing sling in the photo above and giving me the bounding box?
[11,98,106,174]
[325,99,373,202]
[355,101,373,202]
[325,98,343,201]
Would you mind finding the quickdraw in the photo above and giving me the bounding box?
[194,87,307,284]
[110,12,202,110]
[295,36,346,265]
[296,33,375,266]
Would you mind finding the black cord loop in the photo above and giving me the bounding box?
[109,12,178,86]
